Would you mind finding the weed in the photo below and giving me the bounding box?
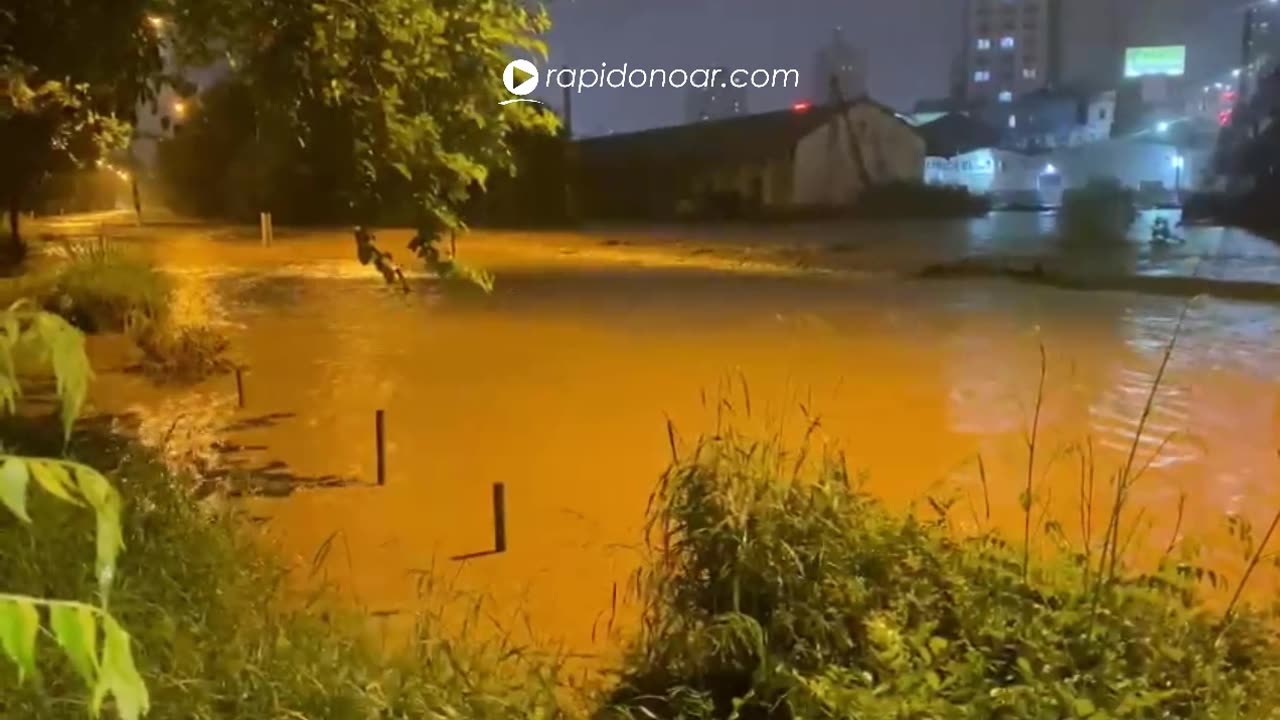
[125,312,234,383]
[606,353,1280,719]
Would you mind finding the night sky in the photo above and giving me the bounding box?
[538,0,1249,137]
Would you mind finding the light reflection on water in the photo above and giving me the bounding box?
[94,237,1280,659]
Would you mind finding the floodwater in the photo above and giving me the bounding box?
[75,217,1280,666]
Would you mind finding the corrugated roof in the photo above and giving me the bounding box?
[576,98,912,170]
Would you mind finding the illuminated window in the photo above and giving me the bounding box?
[974,70,991,82]
[998,90,1013,102]
[1008,114,1017,128]
[1022,67,1037,79]
[1001,36,1016,49]
[977,38,992,50]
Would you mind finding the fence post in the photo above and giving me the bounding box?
[492,483,507,553]
[375,409,386,486]
[234,367,245,408]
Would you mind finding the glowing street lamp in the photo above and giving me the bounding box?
[1156,121,1171,133]
[146,15,164,30]
[172,100,187,119]
[1042,163,1057,175]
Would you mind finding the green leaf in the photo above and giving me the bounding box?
[1074,697,1097,717]
[0,598,40,683]
[92,615,149,720]
[30,460,82,506]
[50,605,99,687]
[0,458,32,523]
[74,465,124,601]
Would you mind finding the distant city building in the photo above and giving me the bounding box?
[812,27,867,103]
[684,68,747,123]
[963,0,1062,105]
[1246,2,1280,76]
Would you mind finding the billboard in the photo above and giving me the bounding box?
[1124,46,1187,79]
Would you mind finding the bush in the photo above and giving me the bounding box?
[1060,178,1139,245]
[0,240,170,333]
[853,181,992,220]
[603,426,1280,719]
[126,313,235,383]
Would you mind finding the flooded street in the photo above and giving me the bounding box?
[79,219,1280,663]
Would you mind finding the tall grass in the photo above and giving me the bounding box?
[0,240,169,333]
[604,334,1280,718]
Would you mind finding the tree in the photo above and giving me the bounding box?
[0,1,166,257]
[168,0,558,263]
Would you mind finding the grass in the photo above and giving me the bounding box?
[601,423,1280,718]
[604,326,1280,719]
[0,239,234,383]
[0,239,172,333]
[0,416,568,719]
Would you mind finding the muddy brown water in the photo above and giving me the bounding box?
[75,223,1280,666]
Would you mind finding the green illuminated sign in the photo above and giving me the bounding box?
[1124,46,1187,78]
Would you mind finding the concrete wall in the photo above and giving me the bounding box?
[790,104,925,206]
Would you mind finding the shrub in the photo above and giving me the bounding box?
[853,181,992,220]
[0,240,170,333]
[603,425,1280,719]
[1060,178,1139,245]
[125,313,234,384]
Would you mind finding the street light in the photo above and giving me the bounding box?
[1156,121,1171,133]
[172,100,187,119]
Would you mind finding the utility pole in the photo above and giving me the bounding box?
[560,68,578,224]
[1242,5,1256,98]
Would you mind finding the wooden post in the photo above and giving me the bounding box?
[375,409,386,486]
[266,212,274,246]
[259,212,267,246]
[492,482,507,552]
[234,367,245,408]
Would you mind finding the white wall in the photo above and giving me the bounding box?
[926,138,1209,206]
[790,104,925,206]
[1051,138,1208,199]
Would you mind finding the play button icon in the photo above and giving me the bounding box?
[501,59,542,105]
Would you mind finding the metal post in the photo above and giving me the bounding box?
[492,483,507,552]
[375,410,386,486]
[1242,6,1256,98]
